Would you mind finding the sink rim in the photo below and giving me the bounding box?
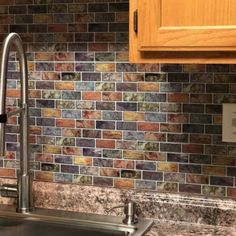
[0,205,153,236]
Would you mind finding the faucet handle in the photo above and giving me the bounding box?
[109,201,138,225]
[0,184,18,198]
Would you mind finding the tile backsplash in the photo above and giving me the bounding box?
[0,0,236,198]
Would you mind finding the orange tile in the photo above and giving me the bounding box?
[138,82,159,92]
[35,171,54,182]
[55,82,74,90]
[138,122,159,131]
[114,179,134,189]
[123,150,144,160]
[124,112,145,121]
[56,119,75,128]
[96,140,115,149]
[0,168,15,177]
[82,91,101,100]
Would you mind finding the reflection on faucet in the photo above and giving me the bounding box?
[0,33,33,213]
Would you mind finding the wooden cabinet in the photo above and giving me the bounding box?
[130,0,236,63]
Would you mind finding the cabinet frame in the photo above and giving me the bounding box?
[129,0,236,64]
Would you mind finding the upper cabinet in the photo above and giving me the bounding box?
[130,0,236,63]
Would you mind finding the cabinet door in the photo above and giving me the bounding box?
[138,0,236,51]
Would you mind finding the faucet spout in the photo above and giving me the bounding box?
[0,33,33,213]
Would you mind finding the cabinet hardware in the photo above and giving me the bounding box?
[133,10,138,33]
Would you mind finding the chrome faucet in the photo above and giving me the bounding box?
[0,33,33,213]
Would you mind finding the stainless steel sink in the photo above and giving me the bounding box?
[0,205,153,236]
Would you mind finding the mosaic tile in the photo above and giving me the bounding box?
[62,72,81,81]
[35,171,53,182]
[76,138,95,147]
[160,103,181,113]
[100,167,119,177]
[102,111,122,120]
[93,158,113,167]
[76,82,94,91]
[102,73,122,82]
[103,149,122,159]
[93,177,113,187]
[121,170,141,179]
[186,174,208,184]
[136,180,156,191]
[95,63,115,72]
[63,147,82,156]
[93,33,113,44]
[123,93,144,102]
[103,130,122,139]
[73,175,92,185]
[80,166,99,176]
[164,173,185,183]
[95,53,115,61]
[41,163,59,172]
[61,165,79,174]
[124,112,144,121]
[124,73,144,82]
[56,137,75,146]
[37,136,55,145]
[95,82,115,91]
[76,63,94,72]
[160,83,182,92]
[3,0,236,199]
[114,160,134,169]
[54,173,73,183]
[77,101,95,110]
[145,132,166,142]
[114,179,134,189]
[96,121,115,129]
[83,148,101,157]
[83,130,101,139]
[202,186,226,197]
[212,156,235,166]
[167,153,189,163]
[145,152,166,161]
[136,161,156,171]
[116,141,138,150]
[157,162,178,172]
[161,64,182,72]
[75,52,94,61]
[62,110,81,119]
[42,90,61,99]
[145,113,166,122]
[43,145,61,154]
[54,155,73,164]
[116,32,128,43]
[82,91,101,100]
[179,184,201,194]
[123,131,144,141]
[43,127,61,136]
[102,92,122,101]
[56,100,76,109]
[74,157,92,166]
[96,139,115,148]
[156,182,178,193]
[117,102,137,111]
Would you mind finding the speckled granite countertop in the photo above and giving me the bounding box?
[146,221,236,236]
[0,180,235,236]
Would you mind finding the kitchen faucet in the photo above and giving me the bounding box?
[0,33,33,213]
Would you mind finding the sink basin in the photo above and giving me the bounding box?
[0,205,153,236]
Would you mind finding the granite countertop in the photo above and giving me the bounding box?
[146,221,236,236]
[1,180,236,236]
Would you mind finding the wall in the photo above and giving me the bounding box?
[0,0,235,199]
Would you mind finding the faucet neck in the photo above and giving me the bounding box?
[0,33,32,213]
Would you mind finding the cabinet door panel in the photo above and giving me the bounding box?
[138,0,236,51]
